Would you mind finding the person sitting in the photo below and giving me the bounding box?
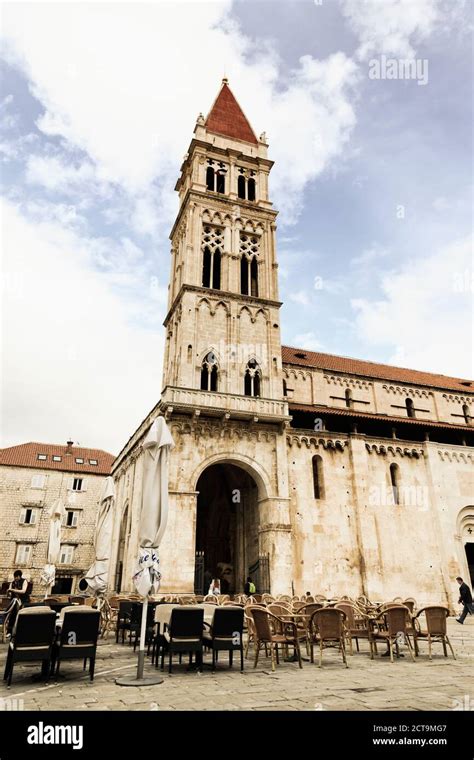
[5,570,30,636]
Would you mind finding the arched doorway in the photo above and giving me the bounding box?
[457,506,474,586]
[195,463,260,595]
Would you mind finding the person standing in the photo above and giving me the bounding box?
[455,576,474,624]
[244,576,256,596]
[208,578,221,596]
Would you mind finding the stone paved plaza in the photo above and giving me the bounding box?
[0,618,472,712]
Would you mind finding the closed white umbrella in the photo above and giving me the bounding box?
[117,416,174,687]
[84,476,115,595]
[40,499,63,597]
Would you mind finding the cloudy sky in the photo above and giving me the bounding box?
[1,0,472,454]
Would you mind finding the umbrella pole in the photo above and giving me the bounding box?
[115,594,163,687]
[137,596,148,679]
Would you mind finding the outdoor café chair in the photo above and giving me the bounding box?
[116,600,134,643]
[52,607,100,681]
[335,602,373,656]
[413,606,455,660]
[370,605,416,662]
[3,607,56,686]
[309,608,349,668]
[160,607,204,674]
[250,607,304,671]
[203,607,244,671]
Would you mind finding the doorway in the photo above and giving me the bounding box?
[195,462,259,594]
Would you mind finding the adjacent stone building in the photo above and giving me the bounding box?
[0,441,114,594]
[109,80,474,606]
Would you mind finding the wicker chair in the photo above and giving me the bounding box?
[249,607,304,671]
[268,603,292,617]
[335,603,373,656]
[370,605,416,662]
[403,598,417,615]
[203,595,218,604]
[413,606,455,660]
[309,608,349,668]
[276,594,292,602]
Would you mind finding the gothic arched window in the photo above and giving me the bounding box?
[345,389,353,408]
[405,398,415,418]
[248,177,256,201]
[312,455,324,499]
[250,257,258,297]
[390,463,400,505]
[202,246,211,288]
[206,166,215,192]
[216,169,226,194]
[238,174,246,200]
[283,379,287,397]
[240,255,249,295]
[201,226,223,289]
[201,352,218,392]
[462,404,471,424]
[244,359,261,397]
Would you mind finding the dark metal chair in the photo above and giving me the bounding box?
[3,608,56,686]
[52,608,101,681]
[160,608,204,674]
[116,600,134,643]
[203,607,244,671]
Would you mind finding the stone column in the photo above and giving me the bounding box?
[258,496,293,594]
[159,490,198,593]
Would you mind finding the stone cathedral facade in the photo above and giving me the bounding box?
[109,80,474,606]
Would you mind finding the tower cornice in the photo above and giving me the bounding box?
[170,187,278,240]
[163,283,282,327]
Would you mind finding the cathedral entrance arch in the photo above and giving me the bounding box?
[457,506,474,586]
[194,460,266,595]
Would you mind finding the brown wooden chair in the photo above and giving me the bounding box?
[403,598,417,615]
[249,607,304,671]
[309,608,349,668]
[413,606,455,660]
[370,605,416,662]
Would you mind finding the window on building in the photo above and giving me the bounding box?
[238,174,246,200]
[206,166,215,191]
[283,379,287,397]
[215,167,226,194]
[405,398,415,418]
[201,226,223,289]
[15,543,32,564]
[345,389,353,408]
[75,458,84,464]
[247,177,256,201]
[19,507,38,525]
[244,359,261,397]
[240,234,260,296]
[31,474,46,489]
[390,463,400,505]
[72,477,83,492]
[89,459,98,465]
[462,404,471,424]
[59,545,75,565]
[52,455,62,462]
[200,352,219,392]
[37,454,47,461]
[312,455,324,499]
[63,509,78,528]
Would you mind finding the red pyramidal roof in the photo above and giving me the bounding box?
[205,80,258,145]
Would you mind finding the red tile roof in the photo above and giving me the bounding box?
[0,442,115,475]
[289,403,472,432]
[282,345,473,393]
[205,81,258,145]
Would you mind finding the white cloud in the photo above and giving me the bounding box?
[341,0,443,59]
[289,290,310,306]
[291,332,324,352]
[2,1,359,225]
[0,199,163,453]
[351,244,388,268]
[351,235,473,377]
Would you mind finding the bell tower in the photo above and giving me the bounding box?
[161,79,288,425]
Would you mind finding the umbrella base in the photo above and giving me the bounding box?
[115,675,164,687]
